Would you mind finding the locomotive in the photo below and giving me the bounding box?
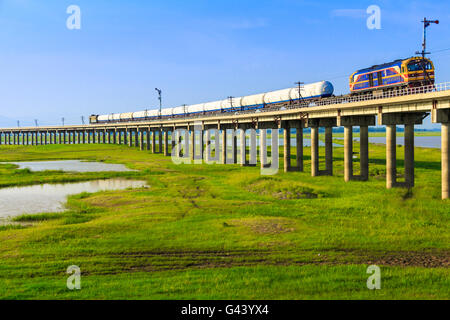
[89,57,435,124]
[349,57,435,95]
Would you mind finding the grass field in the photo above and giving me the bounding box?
[0,138,448,300]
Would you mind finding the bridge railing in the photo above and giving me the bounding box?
[287,81,450,110]
[187,81,450,119]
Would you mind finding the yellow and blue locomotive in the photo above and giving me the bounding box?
[349,57,435,95]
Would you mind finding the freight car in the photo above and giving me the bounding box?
[90,81,334,124]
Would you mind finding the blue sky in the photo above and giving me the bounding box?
[0,0,449,128]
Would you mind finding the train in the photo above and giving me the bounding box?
[349,57,435,95]
[89,56,435,124]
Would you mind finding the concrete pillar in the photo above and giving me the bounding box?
[442,123,449,200]
[164,130,169,156]
[311,126,319,177]
[240,129,246,166]
[221,129,227,164]
[176,130,183,158]
[139,129,144,151]
[344,126,353,182]
[284,126,291,172]
[172,130,176,153]
[124,129,128,146]
[190,130,195,160]
[199,130,204,161]
[63,131,67,144]
[83,131,86,144]
[250,129,257,166]
[386,125,397,189]
[232,130,237,164]
[325,127,333,175]
[129,130,134,147]
[177,129,185,159]
[360,126,369,181]
[103,130,106,144]
[113,130,117,144]
[145,129,150,150]
[158,130,162,153]
[205,130,211,162]
[151,131,156,153]
[135,129,139,147]
[404,124,415,188]
[296,126,304,171]
[260,129,267,168]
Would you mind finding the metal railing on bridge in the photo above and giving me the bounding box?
[174,81,450,120]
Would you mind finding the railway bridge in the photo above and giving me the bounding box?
[1,83,450,199]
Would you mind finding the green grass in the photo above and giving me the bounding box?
[0,142,448,300]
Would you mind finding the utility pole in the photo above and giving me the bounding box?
[81,116,85,125]
[62,117,65,126]
[228,96,235,112]
[34,119,38,127]
[295,82,305,107]
[155,88,162,118]
[17,120,20,128]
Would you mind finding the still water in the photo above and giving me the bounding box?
[335,136,441,149]
[7,160,134,172]
[0,179,147,219]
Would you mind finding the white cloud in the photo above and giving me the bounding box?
[228,18,268,30]
[331,9,366,19]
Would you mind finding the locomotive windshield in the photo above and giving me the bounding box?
[407,61,432,72]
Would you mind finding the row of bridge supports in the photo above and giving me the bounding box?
[1,111,449,199]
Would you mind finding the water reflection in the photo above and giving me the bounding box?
[5,160,135,172]
[0,179,147,218]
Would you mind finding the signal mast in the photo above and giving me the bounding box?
[415,18,439,86]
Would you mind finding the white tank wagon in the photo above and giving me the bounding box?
[90,81,334,123]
